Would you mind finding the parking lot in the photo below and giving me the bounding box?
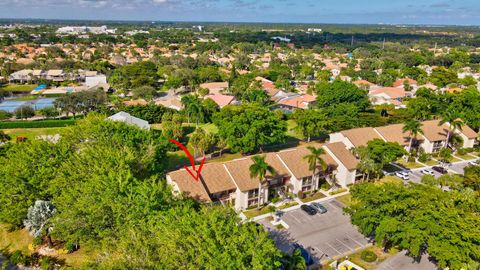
[394,160,477,183]
[258,199,371,264]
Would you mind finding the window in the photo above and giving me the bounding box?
[248,189,259,199]
[269,178,282,186]
[248,198,258,207]
[302,176,313,191]
[433,141,443,152]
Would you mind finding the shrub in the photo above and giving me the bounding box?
[33,236,43,246]
[271,197,279,203]
[360,250,377,263]
[297,191,305,199]
[418,153,430,163]
[9,250,27,265]
[0,110,12,120]
[407,156,416,162]
[320,182,331,190]
[266,205,276,213]
[40,256,55,270]
[14,105,35,119]
[0,119,75,129]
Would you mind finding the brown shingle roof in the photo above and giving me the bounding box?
[374,124,412,146]
[264,153,290,178]
[459,124,478,139]
[198,163,237,194]
[276,145,337,179]
[421,120,449,142]
[223,158,259,192]
[324,142,358,171]
[168,169,211,202]
[341,127,382,147]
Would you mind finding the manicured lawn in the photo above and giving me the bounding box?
[336,193,353,207]
[243,206,275,219]
[286,119,303,140]
[151,122,218,134]
[277,201,299,210]
[395,159,424,169]
[0,224,33,254]
[1,224,95,268]
[443,156,461,163]
[455,153,476,160]
[329,188,348,195]
[2,127,66,142]
[377,176,404,185]
[1,84,38,92]
[300,191,326,203]
[423,160,439,166]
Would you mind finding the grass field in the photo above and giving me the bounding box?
[336,193,353,207]
[395,159,424,169]
[2,127,66,142]
[455,153,477,160]
[377,176,404,185]
[0,224,95,268]
[300,191,326,203]
[1,84,38,92]
[243,206,275,219]
[423,160,439,166]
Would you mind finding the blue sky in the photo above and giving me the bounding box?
[0,0,479,25]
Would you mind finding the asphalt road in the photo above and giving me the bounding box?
[376,250,438,270]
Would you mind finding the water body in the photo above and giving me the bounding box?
[0,98,56,113]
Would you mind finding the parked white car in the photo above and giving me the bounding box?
[395,171,409,180]
[420,169,435,176]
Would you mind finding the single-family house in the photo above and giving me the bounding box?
[369,87,406,108]
[107,111,150,130]
[205,94,238,108]
[199,82,229,95]
[276,94,316,110]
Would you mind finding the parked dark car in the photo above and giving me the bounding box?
[311,202,328,214]
[292,243,314,265]
[432,166,448,174]
[300,204,317,215]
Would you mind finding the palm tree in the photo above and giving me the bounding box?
[249,155,276,209]
[439,110,463,149]
[284,248,307,270]
[181,95,205,128]
[303,146,327,188]
[402,120,424,159]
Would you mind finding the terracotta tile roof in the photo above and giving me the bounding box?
[197,163,237,194]
[393,78,417,87]
[369,87,406,99]
[277,94,316,109]
[223,158,259,192]
[205,94,235,108]
[324,142,358,170]
[341,127,382,147]
[421,120,449,142]
[168,169,212,202]
[276,145,337,179]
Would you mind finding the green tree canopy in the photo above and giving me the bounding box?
[213,104,287,153]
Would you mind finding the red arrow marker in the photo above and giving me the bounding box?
[168,138,206,181]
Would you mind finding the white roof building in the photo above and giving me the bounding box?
[107,112,150,130]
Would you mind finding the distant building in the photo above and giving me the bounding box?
[107,111,150,130]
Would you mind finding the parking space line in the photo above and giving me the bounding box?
[336,238,354,251]
[289,213,301,224]
[346,234,365,247]
[326,242,342,256]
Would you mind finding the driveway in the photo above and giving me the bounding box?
[377,250,438,270]
[258,199,371,265]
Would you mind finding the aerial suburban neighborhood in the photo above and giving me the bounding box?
[0,1,480,270]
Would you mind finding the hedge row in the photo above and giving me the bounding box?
[0,119,76,129]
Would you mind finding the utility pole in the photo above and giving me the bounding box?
[382,37,385,50]
[351,35,354,47]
